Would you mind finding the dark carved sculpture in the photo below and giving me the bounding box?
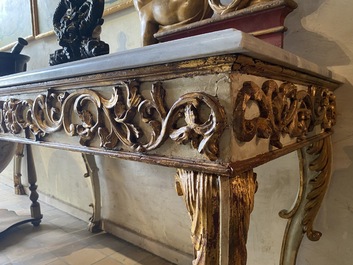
[49,0,109,65]
[133,0,213,45]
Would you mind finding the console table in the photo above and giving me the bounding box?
[0,29,343,265]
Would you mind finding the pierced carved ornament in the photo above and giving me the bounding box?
[0,81,226,161]
[234,80,336,148]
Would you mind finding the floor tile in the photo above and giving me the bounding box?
[0,182,175,265]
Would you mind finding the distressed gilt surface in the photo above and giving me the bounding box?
[0,81,226,161]
[279,136,333,265]
[0,50,339,265]
[234,80,336,148]
[175,169,220,265]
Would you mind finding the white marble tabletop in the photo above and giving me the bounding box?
[0,29,345,88]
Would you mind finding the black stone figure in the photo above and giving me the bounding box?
[49,0,109,65]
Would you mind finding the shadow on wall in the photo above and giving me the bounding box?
[284,0,351,67]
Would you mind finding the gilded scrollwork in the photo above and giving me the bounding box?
[0,81,226,161]
[233,80,336,149]
[302,137,332,241]
[138,82,226,160]
[279,136,332,264]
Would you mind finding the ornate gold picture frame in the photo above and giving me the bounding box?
[104,0,133,16]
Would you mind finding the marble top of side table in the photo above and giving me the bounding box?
[0,29,344,90]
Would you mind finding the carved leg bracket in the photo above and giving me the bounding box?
[175,169,257,265]
[228,170,257,265]
[175,169,220,265]
[82,153,102,233]
[279,136,333,265]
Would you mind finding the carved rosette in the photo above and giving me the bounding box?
[234,80,336,148]
[0,81,226,161]
[279,136,333,264]
[175,169,220,265]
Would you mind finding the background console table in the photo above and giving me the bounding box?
[0,29,343,265]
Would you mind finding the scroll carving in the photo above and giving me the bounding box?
[279,136,332,264]
[234,80,336,148]
[175,169,220,265]
[0,81,226,161]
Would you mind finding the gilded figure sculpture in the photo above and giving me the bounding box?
[134,0,276,45]
[133,0,213,45]
[49,0,109,65]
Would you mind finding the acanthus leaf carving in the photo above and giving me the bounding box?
[1,81,226,161]
[234,80,336,149]
[278,136,332,264]
[175,169,220,265]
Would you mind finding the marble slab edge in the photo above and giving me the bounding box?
[0,29,345,89]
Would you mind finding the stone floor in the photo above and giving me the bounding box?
[0,182,175,265]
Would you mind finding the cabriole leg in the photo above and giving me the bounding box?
[82,153,102,233]
[279,136,333,264]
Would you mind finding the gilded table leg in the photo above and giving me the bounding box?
[175,169,257,265]
[13,143,25,195]
[26,145,42,225]
[175,169,220,265]
[279,136,332,265]
[228,170,257,265]
[82,153,102,233]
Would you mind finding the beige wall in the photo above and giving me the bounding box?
[1,0,353,264]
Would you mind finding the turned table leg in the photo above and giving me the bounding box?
[13,143,25,195]
[26,145,42,225]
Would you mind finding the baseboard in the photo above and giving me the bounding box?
[103,219,193,265]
